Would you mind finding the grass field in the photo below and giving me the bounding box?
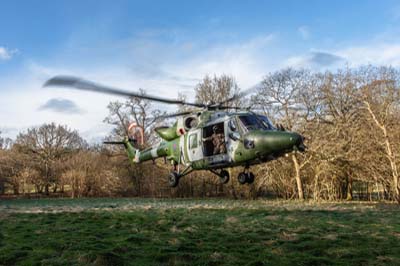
[1,198,400,266]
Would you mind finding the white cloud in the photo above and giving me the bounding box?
[298,26,310,40]
[285,41,400,70]
[0,47,17,61]
[166,34,277,89]
[337,43,400,67]
[39,98,85,114]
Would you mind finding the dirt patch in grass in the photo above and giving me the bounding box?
[225,216,239,223]
[265,215,280,221]
[279,231,299,241]
[322,233,338,240]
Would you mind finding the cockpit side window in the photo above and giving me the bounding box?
[228,119,238,132]
[228,118,241,141]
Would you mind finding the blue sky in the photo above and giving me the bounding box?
[1,0,400,141]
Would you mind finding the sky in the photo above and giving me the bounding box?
[1,0,400,142]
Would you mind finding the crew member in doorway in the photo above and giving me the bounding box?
[203,125,226,155]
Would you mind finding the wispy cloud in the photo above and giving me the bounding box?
[298,26,310,40]
[389,5,400,21]
[0,47,18,61]
[337,43,400,67]
[286,51,345,68]
[164,33,278,89]
[38,98,84,114]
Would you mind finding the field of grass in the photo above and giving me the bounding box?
[1,198,400,266]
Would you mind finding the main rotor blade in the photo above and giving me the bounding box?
[44,76,206,107]
[215,106,243,110]
[103,141,126,145]
[216,83,260,107]
[152,110,195,121]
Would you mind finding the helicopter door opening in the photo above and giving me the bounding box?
[188,129,203,162]
[202,122,226,157]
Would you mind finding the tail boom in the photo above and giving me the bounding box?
[105,138,180,164]
[136,138,182,164]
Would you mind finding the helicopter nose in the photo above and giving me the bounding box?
[297,134,306,152]
[290,133,306,152]
[275,132,303,152]
[249,131,305,154]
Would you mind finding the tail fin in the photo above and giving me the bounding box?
[104,137,139,163]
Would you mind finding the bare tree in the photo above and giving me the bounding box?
[60,150,125,198]
[104,89,164,146]
[315,69,364,200]
[0,131,3,150]
[195,75,242,108]
[103,90,166,195]
[0,131,12,150]
[359,66,400,201]
[15,123,86,195]
[254,68,310,200]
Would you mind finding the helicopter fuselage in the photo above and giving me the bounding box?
[125,111,304,172]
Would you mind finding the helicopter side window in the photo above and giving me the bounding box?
[228,119,237,132]
[189,133,198,149]
[228,118,241,141]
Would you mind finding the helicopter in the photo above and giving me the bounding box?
[44,76,305,187]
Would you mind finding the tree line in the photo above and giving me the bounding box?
[0,65,399,201]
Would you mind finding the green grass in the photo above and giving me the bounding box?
[0,199,400,266]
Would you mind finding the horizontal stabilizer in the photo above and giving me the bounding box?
[103,138,137,148]
[103,141,126,145]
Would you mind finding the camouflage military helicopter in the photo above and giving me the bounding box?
[44,76,305,187]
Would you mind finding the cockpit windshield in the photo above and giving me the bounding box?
[238,114,275,131]
[257,115,276,130]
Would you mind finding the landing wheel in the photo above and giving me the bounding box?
[238,172,247,185]
[246,172,255,184]
[168,172,180,187]
[219,170,230,184]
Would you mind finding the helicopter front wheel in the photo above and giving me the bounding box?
[238,172,255,184]
[238,172,247,184]
[246,172,255,184]
[168,172,180,187]
[219,170,230,184]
